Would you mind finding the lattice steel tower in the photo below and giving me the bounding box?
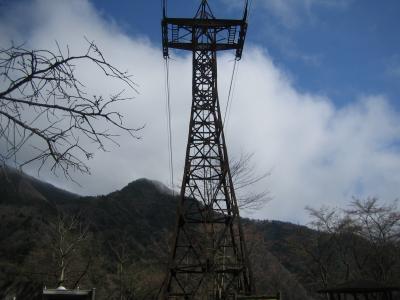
[161,1,252,298]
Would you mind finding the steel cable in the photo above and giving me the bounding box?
[222,58,239,128]
[164,58,174,194]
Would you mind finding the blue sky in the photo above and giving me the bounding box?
[1,0,400,222]
[91,0,400,109]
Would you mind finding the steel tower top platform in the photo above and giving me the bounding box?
[162,0,248,59]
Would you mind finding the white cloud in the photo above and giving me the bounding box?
[225,49,400,221]
[270,0,352,27]
[221,0,352,29]
[1,0,399,223]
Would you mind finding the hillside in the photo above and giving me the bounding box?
[0,166,78,205]
[0,168,313,300]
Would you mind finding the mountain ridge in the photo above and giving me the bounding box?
[0,168,313,300]
[0,166,79,205]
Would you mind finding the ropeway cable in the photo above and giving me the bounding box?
[222,58,239,128]
[164,57,174,195]
[222,0,253,129]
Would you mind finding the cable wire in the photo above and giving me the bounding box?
[222,58,239,128]
[164,58,174,194]
[223,0,252,128]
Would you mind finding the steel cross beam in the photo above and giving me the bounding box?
[161,1,252,299]
[162,1,247,59]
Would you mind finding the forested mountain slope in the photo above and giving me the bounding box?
[0,168,313,299]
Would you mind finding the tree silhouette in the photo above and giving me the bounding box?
[0,40,141,178]
[294,198,400,288]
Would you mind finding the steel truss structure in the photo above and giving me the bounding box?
[161,1,252,299]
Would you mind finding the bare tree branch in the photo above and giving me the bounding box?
[47,212,90,287]
[230,152,272,211]
[0,40,142,178]
[303,197,400,286]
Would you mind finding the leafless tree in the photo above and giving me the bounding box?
[299,198,400,288]
[108,235,132,300]
[230,152,271,211]
[345,197,400,281]
[306,205,356,281]
[107,235,164,300]
[0,40,141,178]
[48,213,90,287]
[291,207,345,289]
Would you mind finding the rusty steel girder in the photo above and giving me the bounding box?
[161,1,252,299]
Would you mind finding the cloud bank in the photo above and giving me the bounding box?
[1,0,399,223]
[222,0,352,29]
